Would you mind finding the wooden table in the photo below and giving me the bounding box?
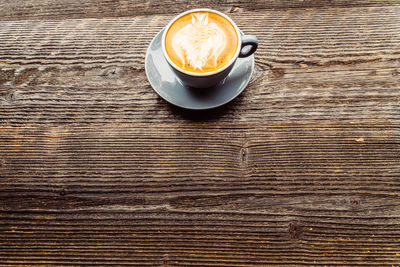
[1,1,399,266]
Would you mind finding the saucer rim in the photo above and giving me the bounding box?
[145,28,254,110]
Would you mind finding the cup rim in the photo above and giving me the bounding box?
[161,8,242,77]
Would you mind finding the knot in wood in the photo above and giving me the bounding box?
[288,221,303,240]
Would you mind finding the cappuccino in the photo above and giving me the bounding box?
[164,11,239,73]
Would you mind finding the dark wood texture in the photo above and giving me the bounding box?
[1,1,400,266]
[1,0,399,21]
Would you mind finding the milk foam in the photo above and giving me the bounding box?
[172,13,227,71]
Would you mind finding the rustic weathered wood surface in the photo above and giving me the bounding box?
[1,0,400,265]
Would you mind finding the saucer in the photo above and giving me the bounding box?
[145,29,254,110]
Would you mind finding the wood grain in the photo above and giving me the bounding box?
[1,1,400,266]
[1,0,399,21]
[1,122,400,265]
[1,6,399,124]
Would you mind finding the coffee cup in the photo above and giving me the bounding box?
[162,8,258,88]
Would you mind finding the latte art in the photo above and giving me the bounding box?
[172,13,226,71]
[165,11,238,73]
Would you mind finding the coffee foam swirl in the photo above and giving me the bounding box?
[172,13,227,71]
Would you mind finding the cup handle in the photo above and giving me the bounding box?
[239,35,258,58]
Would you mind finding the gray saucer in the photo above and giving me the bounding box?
[145,29,254,110]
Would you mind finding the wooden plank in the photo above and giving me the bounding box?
[1,3,400,267]
[1,123,399,198]
[0,6,399,124]
[0,123,399,265]
[1,6,399,69]
[0,0,399,21]
[1,70,399,124]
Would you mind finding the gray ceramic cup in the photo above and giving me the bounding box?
[162,8,258,89]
